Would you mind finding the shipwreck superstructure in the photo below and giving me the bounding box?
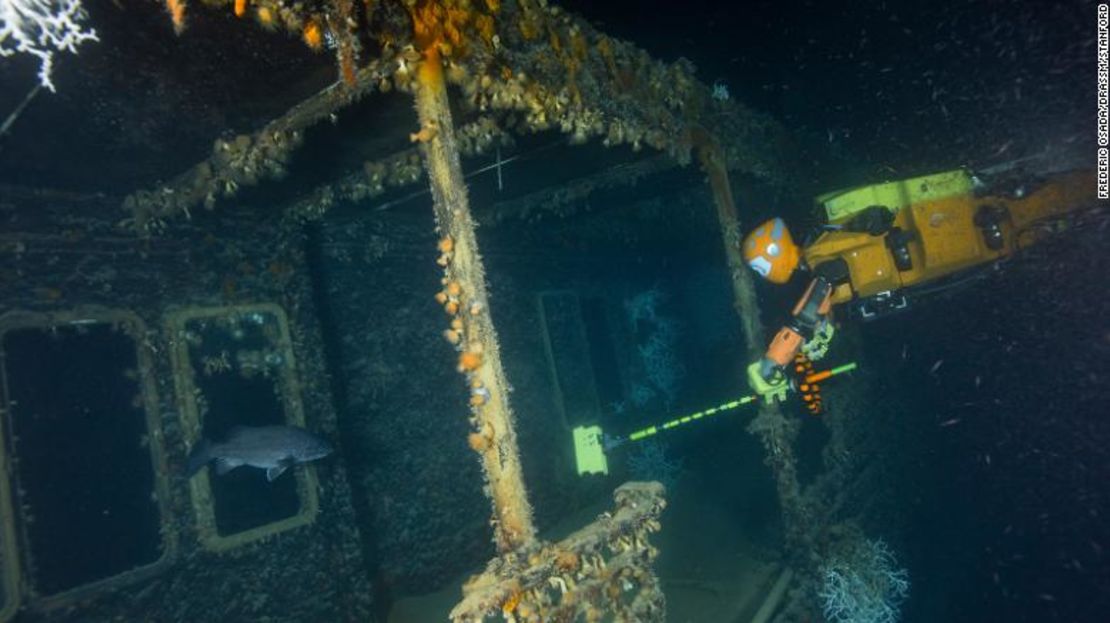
[0,1,905,621]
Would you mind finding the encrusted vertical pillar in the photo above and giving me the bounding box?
[412,45,536,553]
[692,129,808,556]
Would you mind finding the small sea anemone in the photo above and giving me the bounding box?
[165,0,187,34]
[467,431,489,452]
[303,20,323,50]
[470,384,491,406]
[254,6,274,27]
[458,351,482,372]
[554,550,579,572]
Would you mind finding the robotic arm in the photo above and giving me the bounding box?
[747,276,836,402]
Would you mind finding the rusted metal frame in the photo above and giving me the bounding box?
[449,482,666,623]
[121,58,394,234]
[691,127,809,557]
[411,47,535,553]
[121,0,790,233]
[481,153,677,225]
[281,116,510,223]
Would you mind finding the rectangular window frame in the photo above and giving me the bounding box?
[165,303,320,552]
[0,309,176,615]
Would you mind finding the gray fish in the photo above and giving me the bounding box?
[186,425,333,482]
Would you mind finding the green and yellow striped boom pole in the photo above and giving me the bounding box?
[573,361,858,475]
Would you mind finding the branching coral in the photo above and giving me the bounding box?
[636,329,684,408]
[0,0,98,90]
[626,440,682,491]
[818,537,910,623]
[624,287,662,326]
[623,287,685,410]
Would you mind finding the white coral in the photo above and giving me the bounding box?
[624,287,662,325]
[819,538,910,623]
[711,80,730,102]
[0,0,98,91]
[624,287,685,410]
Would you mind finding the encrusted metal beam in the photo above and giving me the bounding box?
[121,58,395,235]
[449,482,667,623]
[121,0,792,231]
[412,44,535,553]
[283,116,509,223]
[480,153,677,225]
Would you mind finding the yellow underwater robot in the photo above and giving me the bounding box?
[742,163,1096,404]
[575,162,1097,475]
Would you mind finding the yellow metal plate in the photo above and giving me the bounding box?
[573,425,608,476]
[819,169,975,223]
